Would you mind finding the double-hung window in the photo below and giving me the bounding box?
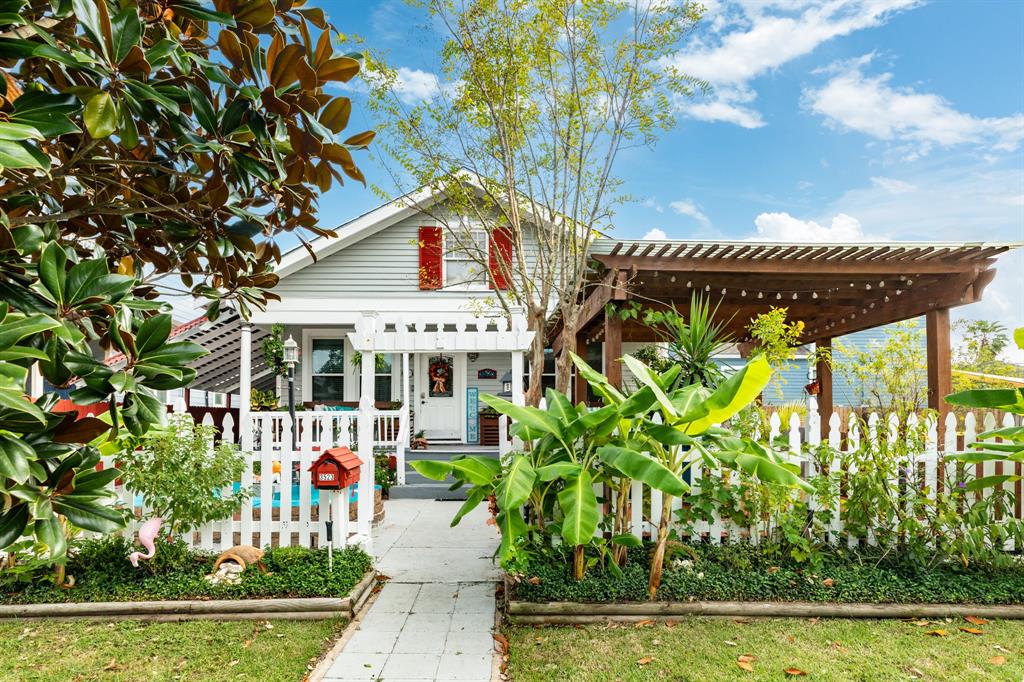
[311,338,345,402]
[375,354,394,402]
[444,228,488,288]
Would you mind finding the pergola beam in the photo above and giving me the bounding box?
[593,254,994,275]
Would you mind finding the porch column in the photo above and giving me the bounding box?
[926,308,952,439]
[399,352,409,485]
[604,312,622,390]
[356,315,377,545]
[574,328,588,405]
[511,350,525,407]
[239,323,252,450]
[816,338,833,442]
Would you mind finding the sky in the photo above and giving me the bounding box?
[258,0,1024,358]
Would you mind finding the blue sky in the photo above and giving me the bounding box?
[293,1,1024,354]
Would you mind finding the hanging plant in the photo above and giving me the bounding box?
[261,324,287,378]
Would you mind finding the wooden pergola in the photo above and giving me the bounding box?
[550,239,1018,438]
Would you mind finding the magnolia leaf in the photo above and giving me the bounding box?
[84,92,118,138]
[0,139,49,169]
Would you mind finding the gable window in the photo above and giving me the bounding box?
[444,229,488,288]
[311,338,345,402]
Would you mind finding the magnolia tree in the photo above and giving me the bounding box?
[364,0,706,404]
[0,0,370,562]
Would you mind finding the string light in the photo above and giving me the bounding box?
[896,289,903,295]
[704,284,711,292]
[721,288,727,295]
[776,292,782,300]
[907,279,913,286]
[812,292,818,299]
[865,283,872,290]
[792,293,798,300]
[884,295,890,302]
[757,292,763,299]
[686,280,692,288]
[670,276,676,283]
[879,281,885,287]
[741,290,747,297]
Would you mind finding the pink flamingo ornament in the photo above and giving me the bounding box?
[128,517,163,567]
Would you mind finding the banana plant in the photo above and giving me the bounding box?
[944,327,1024,491]
[573,351,813,598]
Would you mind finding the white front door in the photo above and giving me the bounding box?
[420,353,462,440]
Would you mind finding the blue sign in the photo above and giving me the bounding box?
[466,387,479,444]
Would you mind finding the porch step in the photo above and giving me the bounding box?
[389,448,499,501]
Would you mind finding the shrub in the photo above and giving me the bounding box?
[1,538,372,605]
[512,543,1024,605]
[116,414,250,536]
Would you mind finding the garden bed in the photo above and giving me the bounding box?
[505,544,1024,622]
[0,538,376,621]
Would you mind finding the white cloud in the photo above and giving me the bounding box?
[669,199,712,227]
[392,67,444,104]
[752,212,871,242]
[668,0,918,127]
[869,176,917,194]
[797,180,814,190]
[641,197,664,213]
[643,228,669,240]
[805,56,1024,154]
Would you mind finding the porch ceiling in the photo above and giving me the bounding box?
[172,310,271,394]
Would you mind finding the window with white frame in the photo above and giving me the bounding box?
[310,338,345,402]
[375,354,393,402]
[444,228,488,288]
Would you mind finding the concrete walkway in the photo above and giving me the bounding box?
[323,499,501,682]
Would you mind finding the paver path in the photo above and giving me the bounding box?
[324,499,501,682]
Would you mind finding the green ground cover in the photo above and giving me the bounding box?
[0,618,342,682]
[2,538,371,604]
[512,545,1024,605]
[506,617,1024,681]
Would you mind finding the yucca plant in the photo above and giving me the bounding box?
[643,293,734,389]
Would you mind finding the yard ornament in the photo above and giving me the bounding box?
[128,517,163,567]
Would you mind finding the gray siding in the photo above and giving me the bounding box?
[274,202,542,301]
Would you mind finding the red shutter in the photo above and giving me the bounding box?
[488,227,513,290]
[418,226,443,290]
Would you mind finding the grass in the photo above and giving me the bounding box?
[0,618,343,682]
[506,617,1024,681]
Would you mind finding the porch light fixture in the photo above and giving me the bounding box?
[501,371,512,396]
[284,335,298,450]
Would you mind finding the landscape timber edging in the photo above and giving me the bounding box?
[0,570,377,622]
[505,599,1024,623]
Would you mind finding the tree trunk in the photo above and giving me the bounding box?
[611,478,630,567]
[555,309,579,393]
[647,495,674,600]
[525,306,547,407]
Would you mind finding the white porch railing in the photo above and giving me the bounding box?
[102,408,407,553]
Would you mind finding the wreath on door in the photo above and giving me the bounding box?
[428,356,453,397]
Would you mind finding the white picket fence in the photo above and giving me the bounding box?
[101,406,407,553]
[606,409,1022,548]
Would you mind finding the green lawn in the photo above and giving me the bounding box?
[0,618,344,682]
[506,617,1024,681]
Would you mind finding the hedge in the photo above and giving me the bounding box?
[1,537,373,605]
[512,544,1024,605]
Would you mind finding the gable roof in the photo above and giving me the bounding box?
[274,183,446,280]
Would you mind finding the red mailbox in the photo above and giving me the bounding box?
[309,447,362,490]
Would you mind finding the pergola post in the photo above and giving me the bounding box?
[926,308,952,438]
[816,338,833,442]
[604,312,622,390]
[238,323,252,450]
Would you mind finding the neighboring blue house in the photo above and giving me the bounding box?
[716,319,927,407]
